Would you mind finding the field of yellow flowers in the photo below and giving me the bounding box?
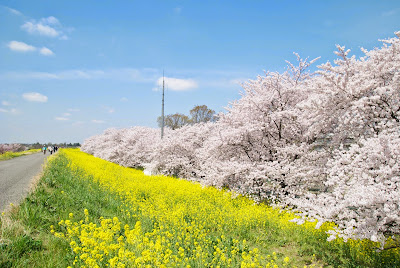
[52,149,298,267]
[55,149,400,267]
[0,148,41,161]
[1,149,399,267]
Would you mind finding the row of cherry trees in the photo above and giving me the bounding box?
[81,32,400,246]
[0,143,26,154]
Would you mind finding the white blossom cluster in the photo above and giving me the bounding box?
[0,143,26,154]
[81,126,162,168]
[81,32,400,246]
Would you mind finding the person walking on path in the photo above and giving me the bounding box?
[42,145,47,154]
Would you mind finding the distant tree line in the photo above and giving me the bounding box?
[157,105,216,130]
[27,142,81,149]
[6,142,81,150]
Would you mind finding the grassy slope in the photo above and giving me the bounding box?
[0,153,126,267]
[0,150,398,267]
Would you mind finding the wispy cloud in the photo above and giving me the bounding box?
[5,6,22,16]
[40,47,55,56]
[0,68,158,81]
[68,108,80,112]
[3,72,58,79]
[156,77,198,91]
[54,112,72,121]
[55,117,69,121]
[22,92,48,102]
[21,16,70,39]
[160,68,254,89]
[120,97,128,102]
[0,107,18,114]
[103,106,115,113]
[41,16,59,25]
[0,99,18,114]
[229,78,247,85]
[8,41,36,52]
[92,119,105,124]
[382,9,398,17]
[72,121,84,126]
[0,68,250,91]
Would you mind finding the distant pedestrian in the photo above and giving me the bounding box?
[48,146,53,155]
[42,145,47,154]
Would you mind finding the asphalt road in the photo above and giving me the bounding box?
[0,152,49,212]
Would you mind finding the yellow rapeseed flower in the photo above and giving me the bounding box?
[50,149,397,268]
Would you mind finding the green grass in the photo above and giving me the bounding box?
[0,149,41,161]
[0,151,399,267]
[0,153,129,267]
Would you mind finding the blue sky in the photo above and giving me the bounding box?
[1,0,399,143]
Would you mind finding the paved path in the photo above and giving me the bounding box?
[0,152,49,212]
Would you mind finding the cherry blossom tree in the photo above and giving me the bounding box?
[0,143,26,154]
[81,32,400,247]
[149,122,216,178]
[81,127,161,168]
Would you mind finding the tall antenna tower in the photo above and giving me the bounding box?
[161,70,165,139]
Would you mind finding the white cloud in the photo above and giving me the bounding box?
[92,119,105,124]
[55,112,71,121]
[0,68,250,91]
[8,41,36,52]
[41,16,59,25]
[20,16,69,39]
[120,97,128,102]
[51,70,103,79]
[2,71,58,79]
[229,78,247,85]
[0,100,18,114]
[0,107,18,114]
[68,108,80,112]
[103,106,114,113]
[7,42,54,56]
[5,7,22,16]
[40,47,54,56]
[22,92,48,102]
[156,77,198,91]
[0,68,157,82]
[55,117,69,121]
[72,121,84,126]
[21,21,59,37]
